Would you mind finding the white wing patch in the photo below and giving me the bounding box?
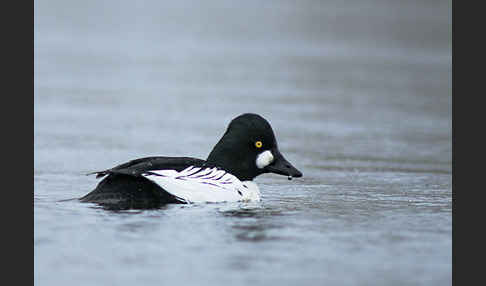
[142,166,261,203]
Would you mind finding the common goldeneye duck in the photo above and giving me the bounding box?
[80,113,302,209]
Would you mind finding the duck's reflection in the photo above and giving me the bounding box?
[219,206,286,242]
[85,201,173,212]
[232,224,281,242]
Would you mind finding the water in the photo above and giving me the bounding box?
[34,1,452,285]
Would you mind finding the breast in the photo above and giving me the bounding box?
[239,181,261,202]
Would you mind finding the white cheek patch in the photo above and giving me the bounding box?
[256,150,274,169]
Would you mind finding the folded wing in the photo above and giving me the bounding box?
[142,166,246,203]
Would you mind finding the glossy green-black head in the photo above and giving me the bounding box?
[206,113,303,181]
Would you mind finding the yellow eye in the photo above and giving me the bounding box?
[255,141,263,148]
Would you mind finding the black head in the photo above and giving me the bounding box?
[206,113,303,181]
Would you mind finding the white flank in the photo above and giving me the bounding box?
[256,150,274,169]
[142,166,261,203]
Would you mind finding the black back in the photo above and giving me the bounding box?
[88,156,206,178]
[81,156,205,209]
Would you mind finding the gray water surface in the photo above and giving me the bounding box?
[34,1,451,285]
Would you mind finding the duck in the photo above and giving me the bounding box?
[80,113,302,209]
